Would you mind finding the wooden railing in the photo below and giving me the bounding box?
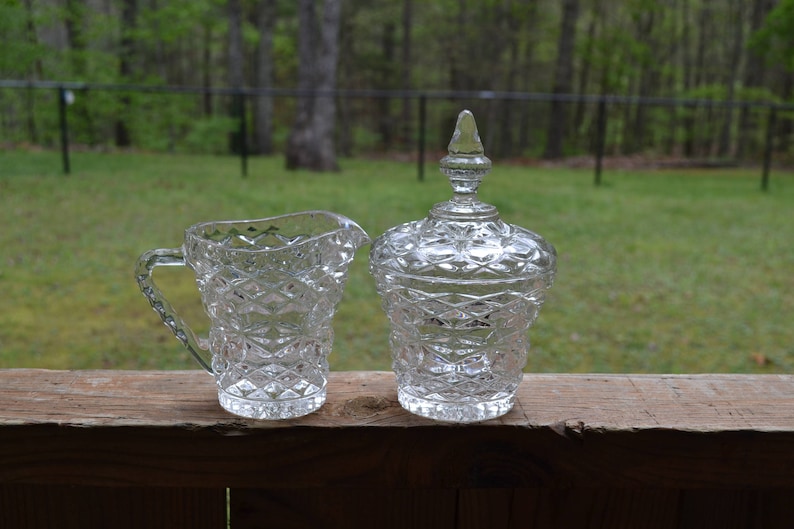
[1,369,793,528]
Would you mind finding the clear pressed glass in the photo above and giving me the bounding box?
[370,110,557,423]
[136,211,369,419]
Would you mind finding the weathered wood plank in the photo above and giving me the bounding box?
[228,488,794,529]
[1,370,793,489]
[0,484,226,529]
[231,488,458,529]
[501,488,682,529]
[2,369,793,431]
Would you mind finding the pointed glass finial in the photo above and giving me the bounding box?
[448,109,487,156]
[440,110,492,193]
[434,110,497,220]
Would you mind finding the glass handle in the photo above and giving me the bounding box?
[135,248,213,373]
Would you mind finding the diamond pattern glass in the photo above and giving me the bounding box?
[370,110,556,423]
[137,211,369,419]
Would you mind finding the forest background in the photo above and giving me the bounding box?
[2,0,794,166]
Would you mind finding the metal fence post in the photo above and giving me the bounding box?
[58,86,70,175]
[761,106,776,192]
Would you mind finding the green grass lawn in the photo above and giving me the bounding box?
[1,149,792,373]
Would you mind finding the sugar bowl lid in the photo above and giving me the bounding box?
[370,110,556,283]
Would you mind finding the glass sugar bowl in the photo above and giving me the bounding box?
[369,110,557,423]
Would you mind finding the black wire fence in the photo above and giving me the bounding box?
[2,80,793,190]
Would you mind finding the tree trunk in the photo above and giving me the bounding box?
[628,8,657,155]
[664,0,680,155]
[227,0,245,154]
[64,0,85,75]
[202,22,213,117]
[64,0,97,145]
[23,0,41,144]
[516,3,538,155]
[378,22,396,150]
[336,3,354,157]
[681,0,695,157]
[311,0,342,170]
[399,0,413,150]
[149,0,176,151]
[543,0,579,159]
[718,0,744,157]
[694,1,711,156]
[286,0,342,172]
[287,0,318,169]
[252,0,276,155]
[115,0,136,148]
[574,0,600,137]
[495,0,520,159]
[737,0,773,159]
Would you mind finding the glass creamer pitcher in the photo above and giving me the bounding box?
[136,211,369,419]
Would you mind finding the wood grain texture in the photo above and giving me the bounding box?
[231,488,459,529]
[230,488,794,529]
[1,370,793,489]
[0,484,226,529]
[3,369,793,430]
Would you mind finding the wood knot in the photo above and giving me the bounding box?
[342,395,390,418]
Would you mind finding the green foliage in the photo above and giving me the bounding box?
[133,0,225,47]
[122,91,194,152]
[736,86,779,103]
[0,88,59,145]
[681,84,728,100]
[0,1,44,76]
[750,0,794,73]
[272,19,298,83]
[180,116,239,154]
[585,30,643,93]
[1,0,793,160]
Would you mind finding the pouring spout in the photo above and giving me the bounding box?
[339,217,371,250]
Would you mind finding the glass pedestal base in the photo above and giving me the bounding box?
[397,387,515,423]
[218,388,326,419]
